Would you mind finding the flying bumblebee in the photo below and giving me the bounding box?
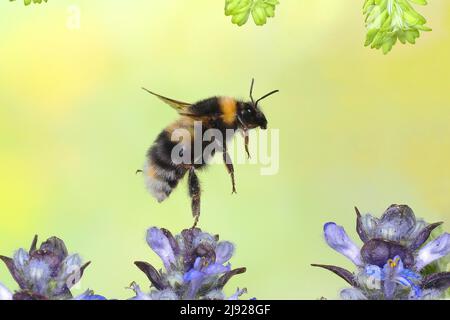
[140,79,278,227]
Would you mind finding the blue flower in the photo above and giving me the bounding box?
[313,204,450,300]
[73,290,107,300]
[368,256,422,299]
[0,235,104,300]
[131,227,247,300]
[184,257,231,299]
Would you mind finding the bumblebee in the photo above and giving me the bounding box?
[140,79,278,227]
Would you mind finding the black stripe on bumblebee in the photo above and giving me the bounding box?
[139,79,279,228]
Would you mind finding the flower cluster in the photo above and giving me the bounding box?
[130,227,247,300]
[0,235,104,300]
[313,204,450,300]
[363,0,431,54]
[9,0,48,5]
[225,0,280,26]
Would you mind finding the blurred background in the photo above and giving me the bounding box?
[0,0,449,299]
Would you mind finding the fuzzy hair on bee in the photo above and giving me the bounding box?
[140,79,279,228]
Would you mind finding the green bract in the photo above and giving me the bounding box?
[225,0,280,26]
[363,0,431,54]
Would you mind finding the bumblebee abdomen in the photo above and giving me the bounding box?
[144,130,187,202]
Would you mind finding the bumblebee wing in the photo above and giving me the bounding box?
[142,87,193,115]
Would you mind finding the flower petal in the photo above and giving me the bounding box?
[183,269,205,299]
[375,205,416,242]
[340,288,368,300]
[407,284,422,300]
[82,294,107,300]
[415,233,450,270]
[203,263,231,276]
[64,253,82,267]
[0,282,12,300]
[74,290,107,300]
[161,228,180,255]
[146,227,176,270]
[383,278,397,299]
[184,269,204,283]
[357,265,382,290]
[323,223,363,266]
[193,232,217,249]
[215,241,234,264]
[26,259,51,294]
[58,254,82,280]
[13,248,29,271]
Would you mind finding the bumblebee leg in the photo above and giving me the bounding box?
[188,168,201,228]
[240,129,251,159]
[244,133,250,159]
[135,169,143,174]
[222,140,237,194]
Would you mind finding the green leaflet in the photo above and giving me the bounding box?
[9,0,48,5]
[225,0,280,26]
[363,0,431,54]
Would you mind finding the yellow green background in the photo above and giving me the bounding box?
[1,1,449,299]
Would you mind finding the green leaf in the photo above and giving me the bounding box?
[225,0,280,27]
[10,0,48,5]
[363,0,431,54]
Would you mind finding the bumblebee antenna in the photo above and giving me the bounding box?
[255,89,279,108]
[249,78,255,104]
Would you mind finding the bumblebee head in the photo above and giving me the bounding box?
[237,79,279,130]
[239,102,268,129]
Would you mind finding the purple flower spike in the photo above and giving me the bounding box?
[324,222,363,266]
[147,227,176,270]
[1,235,95,300]
[315,205,450,300]
[415,233,450,271]
[135,226,247,300]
